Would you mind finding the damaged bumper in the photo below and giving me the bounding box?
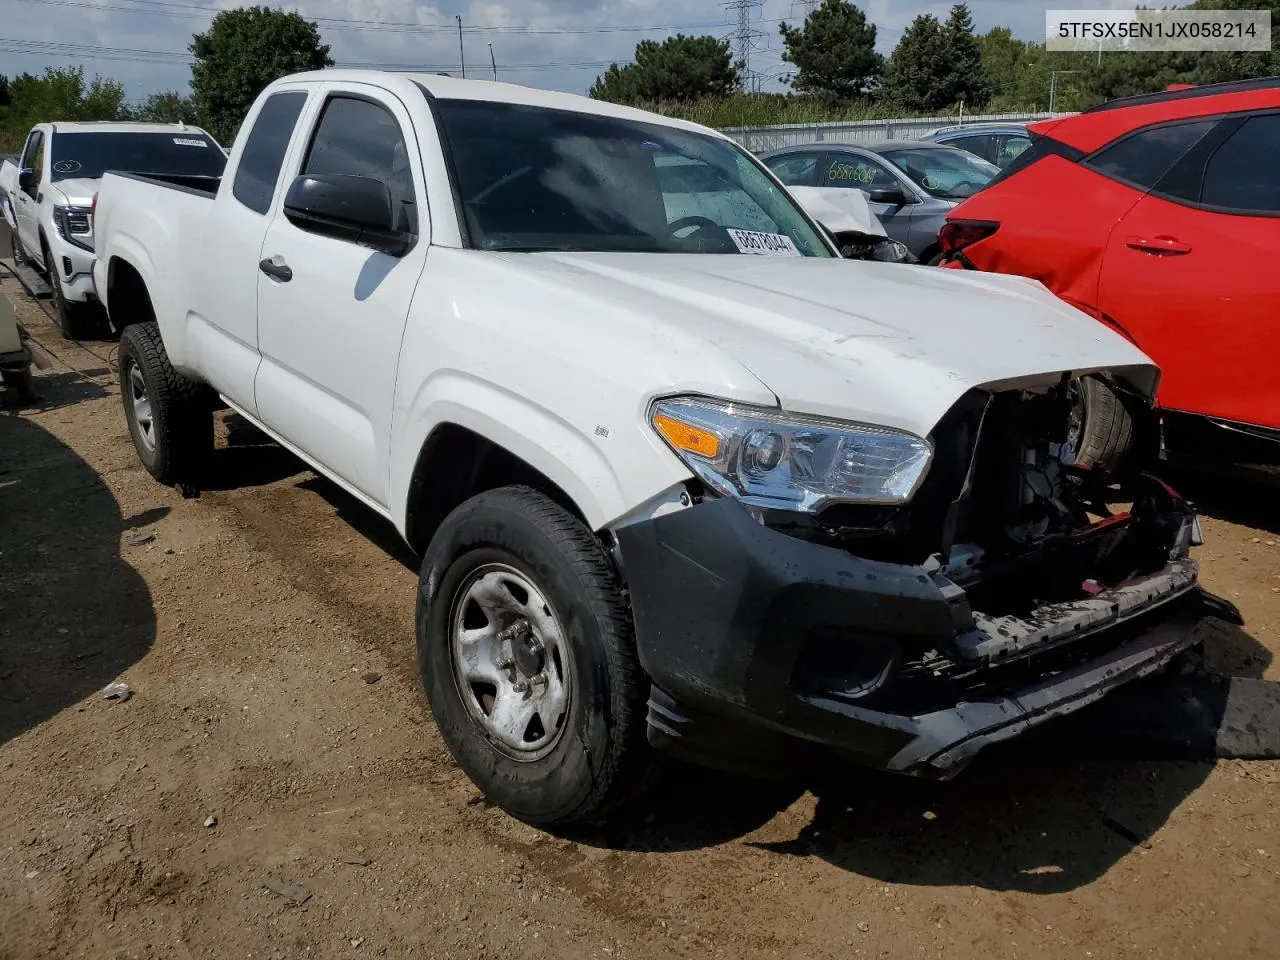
[615,491,1219,780]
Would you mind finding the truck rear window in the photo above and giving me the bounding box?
[50,132,226,181]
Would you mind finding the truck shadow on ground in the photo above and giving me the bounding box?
[1163,466,1279,535]
[199,412,311,492]
[2,369,109,412]
[578,619,1273,893]
[577,748,1216,895]
[757,754,1217,894]
[0,414,155,746]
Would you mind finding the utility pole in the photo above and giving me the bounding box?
[1049,70,1079,113]
[725,0,764,95]
[488,42,497,81]
[456,15,465,79]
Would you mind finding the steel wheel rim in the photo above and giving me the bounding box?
[127,361,156,452]
[448,562,574,761]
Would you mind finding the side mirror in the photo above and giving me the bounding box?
[282,174,413,256]
[867,186,908,205]
[18,167,37,192]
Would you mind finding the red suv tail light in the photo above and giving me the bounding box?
[939,220,1000,256]
[91,192,98,230]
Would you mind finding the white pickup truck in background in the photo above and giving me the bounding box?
[92,70,1235,827]
[0,121,223,338]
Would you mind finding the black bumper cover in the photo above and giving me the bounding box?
[615,497,1216,779]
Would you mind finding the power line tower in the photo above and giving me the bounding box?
[725,0,765,93]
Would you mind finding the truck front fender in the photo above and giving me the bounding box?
[390,370,678,541]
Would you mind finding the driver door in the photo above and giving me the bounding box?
[14,130,45,259]
[254,84,430,508]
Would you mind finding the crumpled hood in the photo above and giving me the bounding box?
[518,252,1158,437]
[47,177,100,207]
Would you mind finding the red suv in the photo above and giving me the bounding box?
[941,78,1280,473]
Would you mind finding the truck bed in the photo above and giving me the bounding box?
[107,171,222,198]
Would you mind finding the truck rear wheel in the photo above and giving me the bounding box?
[118,322,212,487]
[416,486,651,827]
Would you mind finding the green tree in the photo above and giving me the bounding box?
[978,27,1031,108]
[778,0,882,99]
[941,4,989,107]
[0,67,126,152]
[590,34,741,104]
[124,91,198,124]
[880,14,950,110]
[190,6,332,144]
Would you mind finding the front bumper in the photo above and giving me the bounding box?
[41,225,96,304]
[615,495,1218,779]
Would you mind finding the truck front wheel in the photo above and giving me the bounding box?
[40,239,99,341]
[417,486,651,827]
[118,322,212,487]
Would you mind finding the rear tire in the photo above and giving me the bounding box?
[1073,375,1135,475]
[417,486,651,827]
[118,322,212,487]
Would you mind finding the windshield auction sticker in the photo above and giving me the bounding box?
[727,229,801,257]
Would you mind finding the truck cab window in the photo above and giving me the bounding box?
[303,96,416,233]
[233,91,307,215]
[21,131,44,194]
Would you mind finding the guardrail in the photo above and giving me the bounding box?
[721,112,1075,152]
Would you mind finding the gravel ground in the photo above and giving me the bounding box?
[2,281,1278,960]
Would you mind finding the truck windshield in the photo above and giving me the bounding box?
[432,98,832,257]
[50,132,226,181]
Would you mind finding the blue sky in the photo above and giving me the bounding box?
[1,0,1139,103]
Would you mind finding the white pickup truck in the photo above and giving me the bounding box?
[92,70,1235,827]
[0,121,222,338]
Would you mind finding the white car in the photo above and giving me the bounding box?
[1,121,222,338]
[92,70,1233,827]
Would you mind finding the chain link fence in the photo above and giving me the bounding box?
[721,113,1074,152]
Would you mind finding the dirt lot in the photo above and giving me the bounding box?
[2,281,1279,960]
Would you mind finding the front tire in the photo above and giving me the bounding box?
[1071,375,1136,475]
[10,227,26,267]
[417,486,651,827]
[41,240,99,341]
[118,322,212,486]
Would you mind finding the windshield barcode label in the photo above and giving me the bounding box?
[727,229,801,257]
[173,138,207,147]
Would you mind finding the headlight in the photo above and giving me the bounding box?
[53,204,94,252]
[650,397,933,512]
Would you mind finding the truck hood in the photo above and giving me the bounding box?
[47,177,100,206]
[520,252,1158,437]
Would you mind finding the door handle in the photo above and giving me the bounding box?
[258,257,292,282]
[1125,235,1192,255]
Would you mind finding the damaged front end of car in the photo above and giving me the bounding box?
[614,374,1241,779]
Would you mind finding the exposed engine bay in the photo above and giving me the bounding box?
[765,373,1213,708]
